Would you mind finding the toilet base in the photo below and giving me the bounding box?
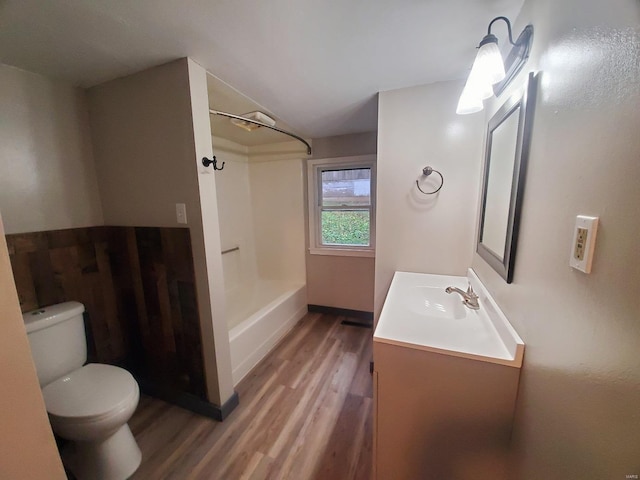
[63,424,142,480]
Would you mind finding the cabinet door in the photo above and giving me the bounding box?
[372,370,378,480]
[374,342,519,480]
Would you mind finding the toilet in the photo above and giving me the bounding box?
[24,301,141,480]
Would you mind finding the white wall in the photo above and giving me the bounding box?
[188,59,236,407]
[212,138,306,290]
[311,131,378,159]
[0,64,103,234]
[249,146,306,286]
[0,213,66,479]
[471,0,640,477]
[306,132,377,311]
[87,58,235,406]
[375,81,485,318]
[88,60,202,229]
[212,136,259,291]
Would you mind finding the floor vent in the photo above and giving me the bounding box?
[340,319,373,329]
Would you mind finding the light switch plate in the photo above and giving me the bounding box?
[570,215,598,273]
[176,203,187,224]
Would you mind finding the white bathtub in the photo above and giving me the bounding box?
[226,280,307,386]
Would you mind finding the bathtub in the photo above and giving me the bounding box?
[226,280,307,386]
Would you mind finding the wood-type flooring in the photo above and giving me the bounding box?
[129,312,373,480]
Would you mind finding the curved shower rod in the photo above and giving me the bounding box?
[209,109,312,155]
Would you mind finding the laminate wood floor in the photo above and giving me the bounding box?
[129,312,373,480]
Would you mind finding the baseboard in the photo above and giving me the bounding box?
[137,379,239,422]
[308,304,373,325]
[218,391,241,420]
[176,391,239,422]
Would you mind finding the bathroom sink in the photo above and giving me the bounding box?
[405,286,466,320]
[374,269,524,367]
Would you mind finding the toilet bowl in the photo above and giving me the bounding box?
[42,364,141,479]
[24,302,142,480]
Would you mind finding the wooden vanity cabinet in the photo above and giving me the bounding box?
[373,341,521,480]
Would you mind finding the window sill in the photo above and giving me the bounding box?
[309,247,375,258]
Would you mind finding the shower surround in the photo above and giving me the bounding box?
[213,137,307,385]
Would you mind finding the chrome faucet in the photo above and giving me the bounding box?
[445,283,480,310]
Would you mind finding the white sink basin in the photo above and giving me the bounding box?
[406,286,466,320]
[374,269,524,367]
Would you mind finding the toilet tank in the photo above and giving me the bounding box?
[23,302,87,387]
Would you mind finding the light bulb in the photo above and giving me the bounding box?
[456,81,484,115]
[467,67,494,100]
[469,39,506,86]
[456,65,494,114]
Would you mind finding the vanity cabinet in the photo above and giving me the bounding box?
[373,341,520,480]
[372,270,524,480]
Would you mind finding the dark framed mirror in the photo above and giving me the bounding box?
[477,72,538,283]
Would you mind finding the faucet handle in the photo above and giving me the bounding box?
[466,282,478,297]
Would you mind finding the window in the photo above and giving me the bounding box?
[307,155,376,257]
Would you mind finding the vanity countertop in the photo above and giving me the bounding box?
[374,269,524,367]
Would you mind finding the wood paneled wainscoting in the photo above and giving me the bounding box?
[6,226,207,403]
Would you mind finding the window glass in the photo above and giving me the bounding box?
[321,210,370,246]
[321,168,371,207]
[308,156,376,256]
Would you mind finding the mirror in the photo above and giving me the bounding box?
[477,72,537,283]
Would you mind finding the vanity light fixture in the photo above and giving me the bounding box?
[456,16,533,115]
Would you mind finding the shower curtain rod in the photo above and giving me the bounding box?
[209,109,312,155]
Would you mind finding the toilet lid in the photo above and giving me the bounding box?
[42,363,138,420]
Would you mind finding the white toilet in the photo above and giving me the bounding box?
[24,301,141,480]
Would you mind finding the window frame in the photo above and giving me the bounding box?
[307,155,376,257]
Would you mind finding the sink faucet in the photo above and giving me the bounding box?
[445,283,480,310]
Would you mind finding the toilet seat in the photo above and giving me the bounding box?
[42,363,138,423]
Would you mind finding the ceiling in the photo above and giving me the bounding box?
[0,0,524,138]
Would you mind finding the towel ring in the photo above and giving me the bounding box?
[416,166,444,195]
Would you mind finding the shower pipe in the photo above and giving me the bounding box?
[209,109,312,155]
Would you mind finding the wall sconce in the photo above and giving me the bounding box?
[456,16,533,115]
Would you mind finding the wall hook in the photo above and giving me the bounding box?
[202,156,225,171]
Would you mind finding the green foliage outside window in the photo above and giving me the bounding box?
[321,211,370,246]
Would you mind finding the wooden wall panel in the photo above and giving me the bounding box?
[5,226,206,400]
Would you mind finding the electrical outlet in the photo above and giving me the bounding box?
[570,216,598,273]
[574,227,587,260]
[176,203,187,224]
